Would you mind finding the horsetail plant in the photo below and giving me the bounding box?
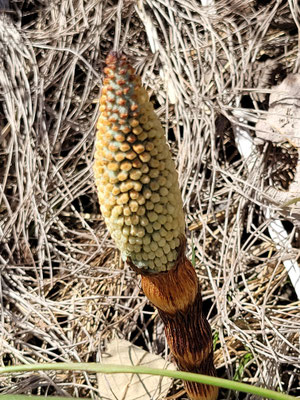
[94,52,218,400]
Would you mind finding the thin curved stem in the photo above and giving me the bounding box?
[0,363,297,400]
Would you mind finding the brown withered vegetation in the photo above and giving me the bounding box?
[0,0,299,399]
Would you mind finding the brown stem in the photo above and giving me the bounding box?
[136,253,218,400]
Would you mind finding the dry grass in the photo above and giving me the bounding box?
[0,0,299,398]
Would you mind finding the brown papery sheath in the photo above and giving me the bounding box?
[134,241,219,400]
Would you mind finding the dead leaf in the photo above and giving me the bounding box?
[97,338,176,400]
[255,74,300,213]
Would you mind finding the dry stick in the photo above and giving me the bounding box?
[93,52,218,400]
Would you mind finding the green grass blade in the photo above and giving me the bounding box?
[0,396,87,400]
[191,232,196,267]
[0,362,297,400]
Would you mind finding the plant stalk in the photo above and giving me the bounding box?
[133,239,218,400]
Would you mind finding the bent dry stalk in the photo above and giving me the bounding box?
[93,51,218,400]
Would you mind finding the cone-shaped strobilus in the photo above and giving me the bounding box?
[94,52,218,400]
